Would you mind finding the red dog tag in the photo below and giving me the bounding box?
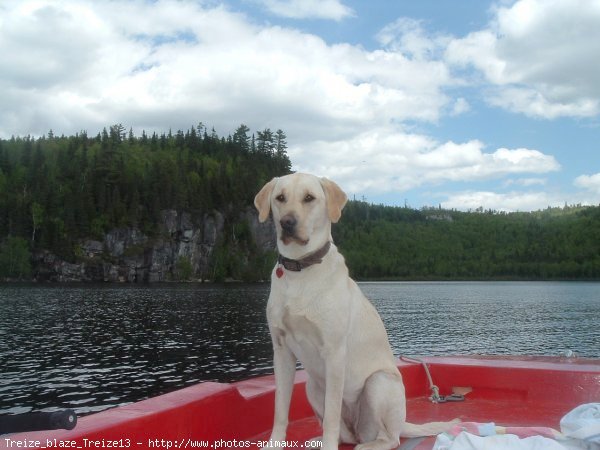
[276,267,284,278]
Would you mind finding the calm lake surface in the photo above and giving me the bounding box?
[1,281,598,415]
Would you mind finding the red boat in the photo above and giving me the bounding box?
[2,356,599,449]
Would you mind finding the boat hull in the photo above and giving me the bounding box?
[3,356,599,449]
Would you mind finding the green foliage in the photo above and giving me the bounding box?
[0,124,292,277]
[173,256,194,281]
[209,218,277,282]
[210,240,235,283]
[0,236,32,279]
[334,201,600,280]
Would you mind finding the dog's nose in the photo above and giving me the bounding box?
[280,215,297,233]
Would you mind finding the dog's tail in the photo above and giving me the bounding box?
[401,419,460,438]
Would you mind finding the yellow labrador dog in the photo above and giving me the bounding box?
[254,173,455,450]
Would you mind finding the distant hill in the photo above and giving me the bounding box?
[334,201,600,280]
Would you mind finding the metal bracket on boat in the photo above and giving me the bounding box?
[429,384,466,403]
[429,384,443,403]
[434,393,465,403]
[400,356,466,404]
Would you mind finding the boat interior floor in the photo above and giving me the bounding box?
[251,393,572,450]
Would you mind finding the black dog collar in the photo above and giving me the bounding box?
[277,241,332,272]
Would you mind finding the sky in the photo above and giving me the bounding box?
[1,0,599,212]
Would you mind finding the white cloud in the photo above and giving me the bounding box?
[293,128,560,196]
[256,0,354,20]
[442,190,564,212]
[503,178,547,187]
[445,0,600,118]
[376,18,450,60]
[443,172,600,211]
[445,30,506,83]
[487,87,599,119]
[575,173,600,195]
[0,0,453,142]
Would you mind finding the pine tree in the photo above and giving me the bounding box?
[275,129,287,156]
[256,129,275,155]
[233,124,251,153]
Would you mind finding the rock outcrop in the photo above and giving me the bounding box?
[33,209,275,282]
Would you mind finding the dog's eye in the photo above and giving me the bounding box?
[275,194,286,202]
[304,194,315,203]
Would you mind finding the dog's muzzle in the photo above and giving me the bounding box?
[280,215,297,235]
[279,214,309,245]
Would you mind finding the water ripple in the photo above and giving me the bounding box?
[1,281,598,415]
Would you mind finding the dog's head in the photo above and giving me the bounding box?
[254,173,347,258]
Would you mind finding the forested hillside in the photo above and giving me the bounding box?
[1,125,599,281]
[0,124,291,280]
[335,201,600,280]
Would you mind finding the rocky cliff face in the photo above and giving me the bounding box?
[33,209,276,282]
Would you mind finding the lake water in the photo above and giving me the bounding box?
[0,281,598,415]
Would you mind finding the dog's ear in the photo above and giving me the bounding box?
[320,177,348,223]
[254,178,277,222]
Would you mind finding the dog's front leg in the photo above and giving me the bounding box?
[269,328,297,443]
[321,349,346,450]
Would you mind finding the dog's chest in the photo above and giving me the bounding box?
[268,289,338,368]
[282,310,328,377]
[270,294,325,340]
